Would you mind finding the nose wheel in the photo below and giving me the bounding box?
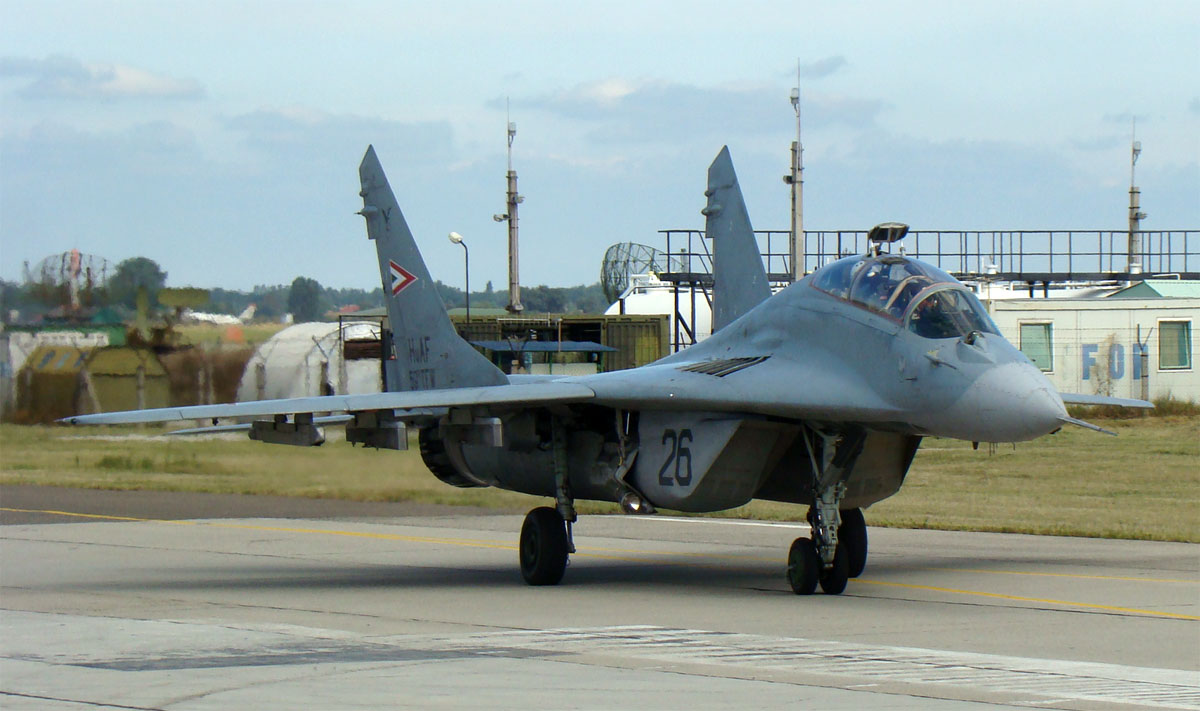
[786,507,867,595]
[840,507,868,578]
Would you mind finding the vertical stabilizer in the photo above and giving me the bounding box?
[358,146,507,391]
[706,146,771,331]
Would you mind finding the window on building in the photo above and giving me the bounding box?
[1019,322,1053,371]
[1159,321,1192,370]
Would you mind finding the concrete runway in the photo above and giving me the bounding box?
[2,485,1197,710]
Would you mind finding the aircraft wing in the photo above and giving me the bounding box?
[59,382,596,426]
[1057,392,1153,408]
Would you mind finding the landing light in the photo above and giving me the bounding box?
[620,491,655,515]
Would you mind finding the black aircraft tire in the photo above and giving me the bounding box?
[840,508,868,578]
[819,544,850,595]
[519,507,569,586]
[786,537,820,595]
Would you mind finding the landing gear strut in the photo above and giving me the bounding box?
[787,427,868,595]
[519,416,576,586]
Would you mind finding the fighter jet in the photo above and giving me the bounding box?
[62,146,1150,595]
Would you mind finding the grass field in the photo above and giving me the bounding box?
[1,417,1196,542]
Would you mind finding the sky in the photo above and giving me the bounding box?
[1,0,1197,293]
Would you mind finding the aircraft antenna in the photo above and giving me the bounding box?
[1126,118,1146,277]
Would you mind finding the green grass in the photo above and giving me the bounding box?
[1,417,1196,542]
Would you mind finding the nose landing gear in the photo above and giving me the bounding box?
[787,426,869,595]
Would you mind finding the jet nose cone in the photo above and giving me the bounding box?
[938,363,1067,442]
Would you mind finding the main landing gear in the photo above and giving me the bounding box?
[519,416,576,586]
[520,507,570,585]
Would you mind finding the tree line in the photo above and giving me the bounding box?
[2,256,610,323]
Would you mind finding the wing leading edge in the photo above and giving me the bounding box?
[60,382,596,426]
[1057,392,1154,409]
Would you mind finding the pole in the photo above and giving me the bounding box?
[505,115,524,313]
[462,240,470,323]
[786,62,804,281]
[448,232,470,323]
[1127,119,1146,276]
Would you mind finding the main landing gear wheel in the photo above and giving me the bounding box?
[818,544,850,595]
[519,506,569,586]
[840,508,868,578]
[786,537,820,595]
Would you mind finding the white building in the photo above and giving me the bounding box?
[988,290,1198,403]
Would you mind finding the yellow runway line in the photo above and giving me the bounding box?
[854,579,1200,621]
[922,566,1198,585]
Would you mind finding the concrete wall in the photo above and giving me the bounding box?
[988,298,1199,402]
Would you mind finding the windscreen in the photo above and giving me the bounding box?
[906,287,998,339]
[812,255,949,319]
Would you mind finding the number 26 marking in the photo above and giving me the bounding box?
[657,428,693,487]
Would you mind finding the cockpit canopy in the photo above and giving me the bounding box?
[810,254,998,339]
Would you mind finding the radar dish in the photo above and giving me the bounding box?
[24,250,114,310]
[601,242,679,303]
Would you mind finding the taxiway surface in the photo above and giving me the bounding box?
[2,485,1197,710]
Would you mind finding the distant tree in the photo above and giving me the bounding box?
[107,257,167,309]
[432,280,464,310]
[254,285,290,321]
[287,276,323,321]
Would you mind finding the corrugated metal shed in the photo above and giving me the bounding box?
[14,345,169,421]
[88,348,167,377]
[1108,280,1200,299]
[86,347,169,413]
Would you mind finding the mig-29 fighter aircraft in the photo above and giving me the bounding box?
[63,146,1151,596]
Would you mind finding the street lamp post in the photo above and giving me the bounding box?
[448,231,469,322]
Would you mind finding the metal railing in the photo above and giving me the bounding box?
[659,229,1199,283]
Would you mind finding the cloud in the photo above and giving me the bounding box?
[797,56,848,80]
[0,54,203,100]
[1070,134,1124,151]
[224,108,455,166]
[1102,111,1145,125]
[501,79,885,144]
